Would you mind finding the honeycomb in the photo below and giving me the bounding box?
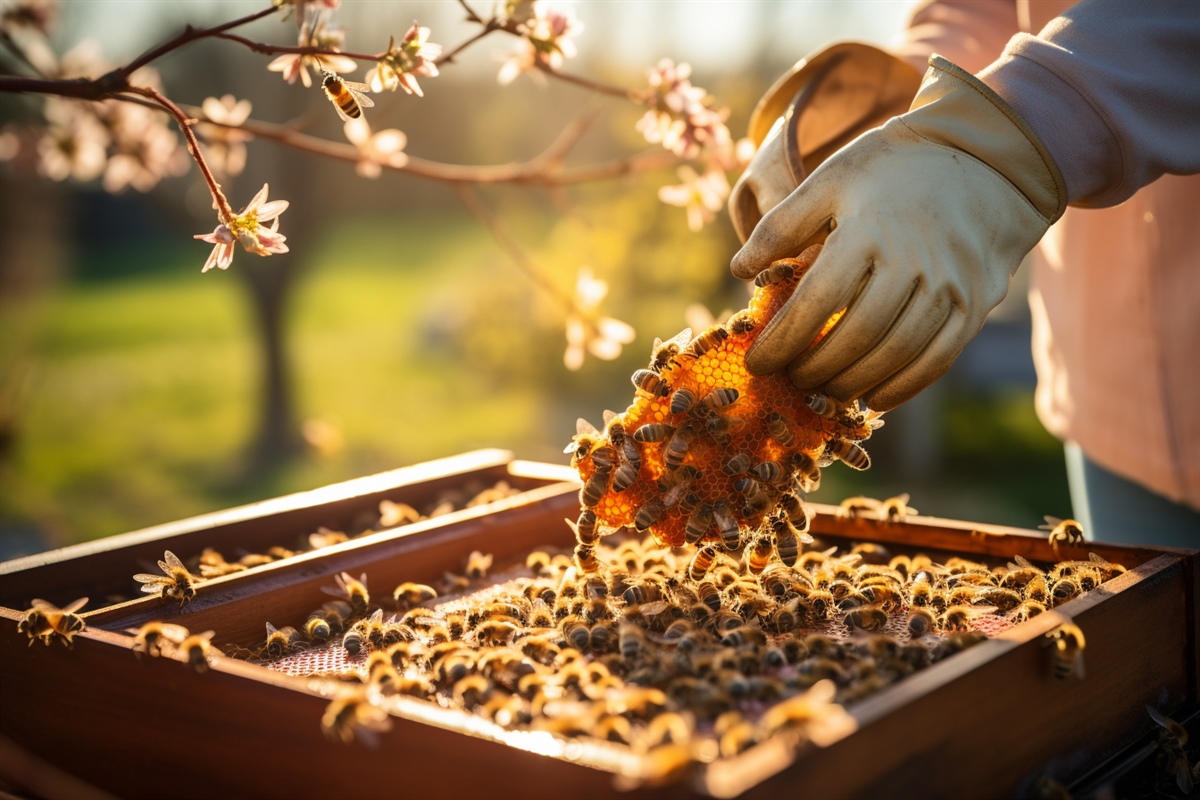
[567,244,879,556]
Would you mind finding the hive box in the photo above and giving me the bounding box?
[1,451,1196,799]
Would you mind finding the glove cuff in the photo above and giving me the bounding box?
[906,55,1067,224]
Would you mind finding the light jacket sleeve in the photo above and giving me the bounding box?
[895,0,1019,74]
[978,0,1200,207]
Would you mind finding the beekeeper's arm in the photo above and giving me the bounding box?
[729,0,1200,411]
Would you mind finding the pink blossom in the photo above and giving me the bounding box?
[657,165,730,232]
[562,267,635,370]
[343,118,408,178]
[367,23,441,97]
[496,1,581,84]
[268,15,356,88]
[194,184,289,273]
[638,58,733,164]
[198,95,253,178]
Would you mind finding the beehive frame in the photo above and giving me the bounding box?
[0,452,1196,799]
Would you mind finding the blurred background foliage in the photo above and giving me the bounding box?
[0,0,1070,556]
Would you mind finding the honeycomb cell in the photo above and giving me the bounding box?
[567,245,883,551]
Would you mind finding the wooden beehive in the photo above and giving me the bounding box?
[0,451,1196,799]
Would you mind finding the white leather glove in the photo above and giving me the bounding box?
[731,56,1067,411]
[730,42,921,240]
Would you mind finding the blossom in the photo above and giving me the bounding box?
[194,183,289,273]
[343,118,407,178]
[366,23,441,97]
[658,165,729,232]
[99,98,187,193]
[563,267,635,371]
[267,15,356,88]
[198,95,253,178]
[496,1,582,85]
[36,97,109,182]
[637,58,733,163]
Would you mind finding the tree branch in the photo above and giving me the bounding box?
[118,5,280,77]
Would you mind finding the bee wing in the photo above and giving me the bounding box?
[160,623,191,643]
[892,493,910,505]
[967,605,999,618]
[331,102,356,123]
[320,584,346,599]
[1012,554,1036,569]
[665,328,693,349]
[352,90,375,109]
[61,597,88,614]
[133,573,170,586]
[341,80,372,93]
[1039,515,1062,530]
[602,409,617,426]
[162,550,186,572]
[29,598,59,611]
[265,621,279,636]
[576,417,598,436]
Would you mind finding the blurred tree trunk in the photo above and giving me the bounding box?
[240,258,304,472]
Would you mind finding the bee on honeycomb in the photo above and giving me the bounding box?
[566,244,883,566]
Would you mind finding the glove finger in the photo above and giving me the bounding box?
[818,284,953,402]
[861,310,972,411]
[785,266,922,391]
[729,172,836,280]
[744,233,872,376]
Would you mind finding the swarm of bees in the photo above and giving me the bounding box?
[213,522,1127,782]
[121,482,523,602]
[566,245,883,568]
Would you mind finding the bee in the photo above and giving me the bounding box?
[977,586,1023,612]
[804,393,837,419]
[712,501,741,551]
[770,518,801,568]
[806,589,835,621]
[745,534,774,575]
[687,545,719,581]
[387,583,436,613]
[611,461,640,494]
[133,551,197,609]
[1088,552,1127,581]
[939,604,997,633]
[825,438,871,470]
[696,580,721,612]
[660,465,700,509]
[765,412,796,446]
[649,328,692,372]
[465,550,494,580]
[607,420,642,471]
[1040,516,1085,554]
[759,563,793,598]
[131,621,190,657]
[1000,555,1044,590]
[907,607,936,638]
[262,622,305,659]
[562,617,592,651]
[837,496,882,519]
[754,261,796,287]
[574,543,600,573]
[861,584,903,612]
[179,630,216,672]
[1050,577,1081,605]
[845,605,889,633]
[323,571,369,615]
[634,499,665,533]
[685,327,729,360]
[633,423,675,443]
[669,387,698,415]
[721,624,767,648]
[1025,575,1050,604]
[322,691,392,746]
[321,70,375,122]
[1146,705,1194,795]
[618,621,647,660]
[729,313,756,335]
[1047,622,1086,680]
[701,387,739,410]
[881,493,918,522]
[631,369,670,397]
[766,603,800,635]
[1009,599,1046,624]
[309,527,350,550]
[663,424,696,470]
[305,613,334,642]
[579,465,611,508]
[19,597,88,647]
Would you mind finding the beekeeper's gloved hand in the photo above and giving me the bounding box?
[731,56,1066,411]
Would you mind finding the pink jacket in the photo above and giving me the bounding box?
[897,0,1200,511]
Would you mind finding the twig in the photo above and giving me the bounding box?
[209,31,380,63]
[536,63,643,101]
[190,109,679,186]
[435,21,503,66]
[0,30,47,78]
[129,86,233,221]
[453,184,577,316]
[118,5,280,77]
